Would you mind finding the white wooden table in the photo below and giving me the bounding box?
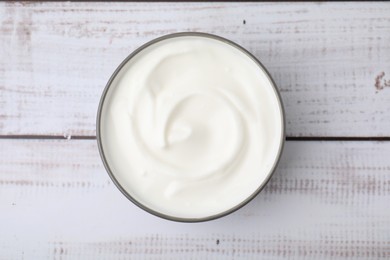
[1,2,389,259]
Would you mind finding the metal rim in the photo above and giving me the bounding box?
[96,32,286,223]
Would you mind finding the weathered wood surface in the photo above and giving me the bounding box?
[1,2,389,259]
[1,2,390,137]
[0,140,389,259]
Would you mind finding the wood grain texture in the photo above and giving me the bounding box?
[0,139,389,259]
[0,2,390,137]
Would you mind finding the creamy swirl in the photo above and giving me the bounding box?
[100,35,283,219]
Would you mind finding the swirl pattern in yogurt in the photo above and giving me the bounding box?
[98,34,284,220]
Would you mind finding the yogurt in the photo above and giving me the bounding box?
[98,33,284,221]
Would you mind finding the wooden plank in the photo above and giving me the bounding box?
[0,139,389,259]
[0,2,390,137]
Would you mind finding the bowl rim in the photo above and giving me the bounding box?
[96,32,286,223]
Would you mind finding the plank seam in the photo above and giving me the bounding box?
[0,135,390,141]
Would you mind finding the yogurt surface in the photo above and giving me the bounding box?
[99,34,284,220]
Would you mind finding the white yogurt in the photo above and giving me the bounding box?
[99,34,284,220]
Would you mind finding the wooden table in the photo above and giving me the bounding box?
[1,2,389,259]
